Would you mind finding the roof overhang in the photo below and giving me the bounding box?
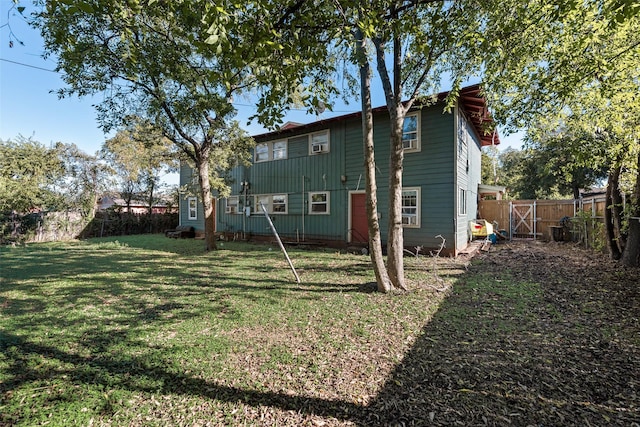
[253,84,499,146]
[458,84,500,147]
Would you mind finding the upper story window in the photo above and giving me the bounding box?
[272,140,287,160]
[309,191,330,214]
[401,187,420,227]
[255,140,287,163]
[458,111,469,156]
[402,113,420,152]
[188,197,197,220]
[253,194,288,214]
[255,143,269,162]
[310,130,330,154]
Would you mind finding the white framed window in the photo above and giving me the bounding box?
[310,130,330,154]
[458,188,467,215]
[253,194,288,214]
[458,111,469,156]
[309,191,330,214]
[272,140,287,160]
[272,194,287,213]
[402,113,420,152]
[401,187,420,227]
[226,196,239,214]
[188,197,197,220]
[254,195,270,213]
[255,143,269,162]
[255,140,287,162]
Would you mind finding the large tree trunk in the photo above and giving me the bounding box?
[572,181,581,200]
[386,113,407,290]
[375,30,407,291]
[605,166,623,260]
[621,151,640,267]
[623,216,640,267]
[197,150,217,251]
[610,168,627,253]
[356,28,391,293]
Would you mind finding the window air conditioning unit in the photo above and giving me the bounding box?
[403,138,417,149]
[402,216,415,225]
[312,144,325,153]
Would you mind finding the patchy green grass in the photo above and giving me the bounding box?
[4,238,638,425]
[0,235,459,426]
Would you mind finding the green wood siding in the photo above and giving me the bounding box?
[343,104,458,250]
[217,125,349,241]
[455,107,483,250]
[180,97,480,252]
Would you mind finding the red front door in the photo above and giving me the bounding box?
[350,193,368,243]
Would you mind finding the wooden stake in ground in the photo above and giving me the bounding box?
[260,202,301,284]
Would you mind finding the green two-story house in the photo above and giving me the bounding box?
[179,84,499,256]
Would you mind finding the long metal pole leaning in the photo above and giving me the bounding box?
[260,202,301,284]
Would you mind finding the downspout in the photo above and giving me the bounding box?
[302,175,305,242]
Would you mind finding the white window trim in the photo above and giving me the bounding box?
[309,130,330,155]
[253,194,288,214]
[272,140,287,160]
[458,111,469,156]
[255,140,288,163]
[402,112,421,153]
[401,187,421,228]
[309,191,330,215]
[187,197,197,220]
[254,142,270,163]
[226,196,240,214]
[458,188,467,216]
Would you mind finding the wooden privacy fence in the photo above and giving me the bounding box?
[478,196,608,241]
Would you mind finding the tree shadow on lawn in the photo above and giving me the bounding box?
[5,264,637,425]
[362,248,640,426]
[2,244,638,425]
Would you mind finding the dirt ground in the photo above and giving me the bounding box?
[359,241,640,426]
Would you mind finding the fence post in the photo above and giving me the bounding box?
[533,201,537,241]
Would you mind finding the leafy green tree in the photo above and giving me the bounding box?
[525,125,608,199]
[481,0,640,265]
[35,0,336,251]
[52,142,111,219]
[331,0,494,291]
[101,118,177,215]
[481,146,500,187]
[0,137,63,213]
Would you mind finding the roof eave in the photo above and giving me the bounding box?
[253,84,500,146]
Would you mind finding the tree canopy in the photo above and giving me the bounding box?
[101,118,177,212]
[0,137,63,213]
[481,0,640,265]
[34,0,339,250]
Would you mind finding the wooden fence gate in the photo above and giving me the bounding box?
[478,198,606,241]
[511,202,537,239]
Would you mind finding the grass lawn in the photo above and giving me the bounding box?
[2,237,638,425]
[0,235,461,426]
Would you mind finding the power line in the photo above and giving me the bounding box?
[0,58,57,73]
[0,57,359,114]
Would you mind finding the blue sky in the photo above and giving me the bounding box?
[1,0,522,184]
